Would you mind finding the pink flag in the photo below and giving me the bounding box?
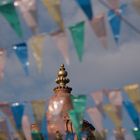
[87,107,104,132]
[51,31,70,65]
[90,14,108,48]
[14,0,38,33]
[0,48,6,80]
[91,90,105,116]
[22,115,32,140]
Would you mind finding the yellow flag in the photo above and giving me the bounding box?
[28,34,46,72]
[104,104,122,128]
[124,84,140,103]
[42,0,64,30]
[31,100,46,129]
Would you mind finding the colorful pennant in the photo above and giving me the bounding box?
[87,107,104,133]
[91,90,105,116]
[51,31,70,65]
[22,115,32,140]
[42,0,64,30]
[0,48,6,80]
[13,42,29,75]
[14,0,38,34]
[124,84,140,103]
[69,21,85,62]
[108,4,127,43]
[28,34,46,72]
[123,101,140,128]
[0,2,22,37]
[104,104,122,128]
[31,100,46,129]
[90,14,108,48]
[76,0,93,20]
[11,103,24,130]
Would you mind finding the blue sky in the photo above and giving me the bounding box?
[0,0,140,138]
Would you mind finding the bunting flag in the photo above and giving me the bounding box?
[124,84,140,103]
[14,0,38,34]
[76,0,93,20]
[28,34,46,72]
[51,31,70,65]
[91,90,105,116]
[13,43,29,75]
[107,89,123,120]
[0,117,11,140]
[0,48,6,80]
[0,1,22,37]
[69,21,85,62]
[22,115,32,140]
[42,0,64,30]
[11,103,24,130]
[104,104,122,128]
[90,14,108,48]
[41,115,48,140]
[31,100,46,129]
[132,0,140,15]
[108,4,127,43]
[69,95,87,138]
[132,127,140,140]
[123,101,140,128]
[87,107,104,133]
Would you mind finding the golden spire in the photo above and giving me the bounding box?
[53,64,72,93]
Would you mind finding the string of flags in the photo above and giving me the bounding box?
[0,0,140,77]
[0,83,140,139]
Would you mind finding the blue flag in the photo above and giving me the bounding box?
[76,0,93,20]
[13,43,29,75]
[11,103,24,130]
[41,115,48,140]
[123,100,140,128]
[108,4,127,43]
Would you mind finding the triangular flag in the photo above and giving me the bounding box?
[0,48,6,80]
[14,0,38,34]
[22,115,32,140]
[90,14,108,48]
[0,117,11,140]
[31,100,46,129]
[69,21,85,62]
[87,107,104,133]
[28,34,46,72]
[0,2,22,37]
[76,0,93,20]
[108,4,127,43]
[42,0,64,30]
[133,0,140,15]
[104,104,122,128]
[123,101,140,128]
[51,31,70,65]
[91,90,105,117]
[124,84,140,103]
[11,103,24,130]
[13,42,29,75]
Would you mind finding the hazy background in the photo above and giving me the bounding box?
[0,0,140,138]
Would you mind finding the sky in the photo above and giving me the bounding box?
[0,0,140,138]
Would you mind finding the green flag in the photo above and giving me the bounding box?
[0,2,22,37]
[69,21,85,62]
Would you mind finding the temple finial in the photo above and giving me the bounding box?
[53,64,72,93]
